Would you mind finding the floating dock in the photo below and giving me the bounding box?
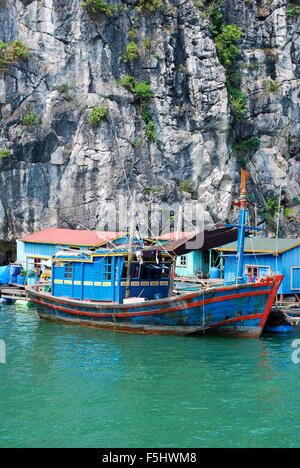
[275,303,300,329]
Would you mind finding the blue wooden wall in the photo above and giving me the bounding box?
[176,251,208,277]
[223,247,300,295]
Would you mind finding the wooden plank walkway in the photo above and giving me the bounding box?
[287,316,300,327]
[273,303,300,328]
[0,284,29,300]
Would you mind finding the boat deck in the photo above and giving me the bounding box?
[175,276,224,286]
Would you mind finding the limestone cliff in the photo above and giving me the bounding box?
[0,0,299,241]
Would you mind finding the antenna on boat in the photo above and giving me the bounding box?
[176,205,183,240]
[125,190,137,299]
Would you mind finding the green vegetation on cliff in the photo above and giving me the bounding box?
[122,42,139,63]
[0,149,11,159]
[135,0,164,12]
[88,106,108,126]
[81,0,116,17]
[287,0,300,16]
[22,111,40,126]
[118,76,156,141]
[0,40,30,72]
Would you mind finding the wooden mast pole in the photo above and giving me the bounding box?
[125,191,136,299]
[223,170,265,282]
[236,169,249,280]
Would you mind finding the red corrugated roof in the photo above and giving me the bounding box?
[20,228,128,246]
[157,232,197,241]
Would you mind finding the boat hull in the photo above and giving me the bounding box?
[27,276,283,338]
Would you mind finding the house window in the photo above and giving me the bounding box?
[180,256,187,267]
[245,265,259,277]
[34,258,42,269]
[27,257,45,274]
[64,264,73,279]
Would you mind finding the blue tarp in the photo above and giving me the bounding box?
[9,265,21,284]
[0,265,22,284]
[0,266,10,285]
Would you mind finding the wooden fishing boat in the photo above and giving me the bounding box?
[26,171,283,337]
[27,275,282,337]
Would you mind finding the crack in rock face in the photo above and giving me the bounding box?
[0,0,299,240]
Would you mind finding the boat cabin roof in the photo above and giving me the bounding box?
[216,238,300,254]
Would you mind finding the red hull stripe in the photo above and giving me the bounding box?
[259,275,284,327]
[210,313,264,328]
[32,281,274,310]
[31,289,272,319]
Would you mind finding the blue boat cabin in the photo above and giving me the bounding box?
[216,238,300,298]
[52,240,173,303]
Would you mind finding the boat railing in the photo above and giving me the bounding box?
[27,282,51,293]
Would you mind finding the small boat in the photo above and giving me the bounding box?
[26,171,283,338]
[264,324,294,334]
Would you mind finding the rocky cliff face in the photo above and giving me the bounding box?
[0,0,299,241]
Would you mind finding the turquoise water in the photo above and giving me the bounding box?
[0,303,300,448]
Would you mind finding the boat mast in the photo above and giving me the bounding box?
[125,191,136,299]
[235,169,248,280]
[222,170,264,283]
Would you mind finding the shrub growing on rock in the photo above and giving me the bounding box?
[287,0,300,16]
[22,111,40,126]
[135,0,164,13]
[118,76,153,102]
[122,42,139,63]
[232,137,260,154]
[266,80,281,92]
[214,24,244,68]
[0,149,11,159]
[81,0,116,17]
[0,40,30,71]
[88,106,108,126]
[178,180,196,194]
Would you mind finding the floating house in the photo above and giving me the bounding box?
[157,232,204,277]
[158,228,238,278]
[17,228,128,273]
[216,238,300,298]
[52,238,172,302]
